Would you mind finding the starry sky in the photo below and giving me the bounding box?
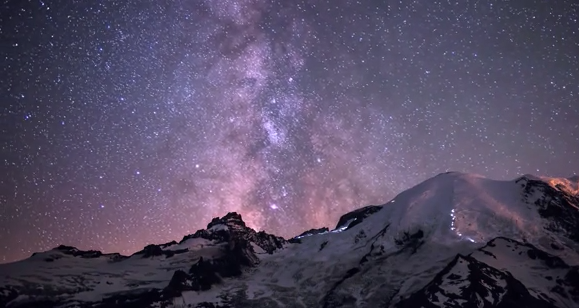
[1,0,578,263]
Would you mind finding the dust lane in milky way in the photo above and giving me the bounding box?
[1,0,578,263]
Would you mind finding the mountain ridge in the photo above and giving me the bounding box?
[1,171,578,308]
[17,172,579,262]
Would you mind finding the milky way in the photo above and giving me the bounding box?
[1,0,578,263]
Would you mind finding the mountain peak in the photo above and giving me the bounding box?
[352,172,579,252]
[2,172,579,308]
[207,211,246,230]
[542,175,579,195]
[517,174,579,196]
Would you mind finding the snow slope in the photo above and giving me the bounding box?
[1,172,578,308]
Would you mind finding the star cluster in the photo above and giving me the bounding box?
[1,0,578,263]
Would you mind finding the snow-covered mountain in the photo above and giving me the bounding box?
[1,172,578,308]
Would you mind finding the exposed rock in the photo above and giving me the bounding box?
[334,205,382,230]
[396,254,557,308]
[180,212,286,254]
[296,227,329,238]
[133,244,188,258]
[2,174,579,308]
[519,177,579,243]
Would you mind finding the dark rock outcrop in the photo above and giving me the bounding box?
[0,286,18,308]
[288,227,330,243]
[31,245,129,262]
[483,237,569,270]
[180,212,286,254]
[396,254,557,308]
[518,177,579,243]
[321,267,361,308]
[55,245,104,258]
[294,227,329,239]
[396,236,579,307]
[166,215,266,293]
[132,244,188,258]
[334,205,382,231]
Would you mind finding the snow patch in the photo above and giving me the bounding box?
[208,223,229,232]
[251,242,266,254]
[331,218,356,233]
[165,237,212,251]
[361,172,552,248]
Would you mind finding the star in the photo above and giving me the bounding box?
[0,0,577,263]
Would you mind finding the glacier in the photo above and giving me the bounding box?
[1,172,578,308]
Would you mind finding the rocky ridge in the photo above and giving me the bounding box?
[0,212,286,308]
[1,172,578,308]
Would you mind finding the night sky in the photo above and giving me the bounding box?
[1,0,578,263]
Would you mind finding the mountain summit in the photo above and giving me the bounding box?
[1,172,578,308]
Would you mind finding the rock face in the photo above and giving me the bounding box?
[1,172,579,308]
[157,212,287,300]
[296,227,330,238]
[396,254,556,308]
[334,205,382,230]
[0,212,286,308]
[32,245,128,262]
[396,237,579,308]
[179,212,286,254]
[517,176,579,243]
